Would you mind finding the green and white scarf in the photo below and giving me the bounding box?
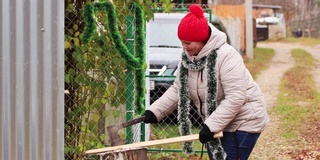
[178,49,226,159]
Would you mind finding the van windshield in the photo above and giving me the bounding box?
[148,19,182,48]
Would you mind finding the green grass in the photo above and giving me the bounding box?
[274,48,320,141]
[244,47,274,79]
[268,37,320,47]
[147,124,209,160]
[150,124,202,149]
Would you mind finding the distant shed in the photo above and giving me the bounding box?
[252,4,282,19]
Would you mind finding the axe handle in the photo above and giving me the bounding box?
[122,116,145,128]
[121,116,223,138]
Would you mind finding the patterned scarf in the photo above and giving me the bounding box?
[178,49,226,159]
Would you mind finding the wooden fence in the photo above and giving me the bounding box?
[289,17,320,38]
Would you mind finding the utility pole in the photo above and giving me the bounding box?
[245,0,253,59]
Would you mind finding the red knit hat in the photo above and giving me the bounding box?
[177,5,209,42]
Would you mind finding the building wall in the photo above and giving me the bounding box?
[269,24,287,40]
[0,0,64,160]
[210,4,246,53]
[254,8,275,18]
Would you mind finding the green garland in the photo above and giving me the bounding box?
[206,50,226,160]
[131,3,146,114]
[82,4,95,44]
[82,2,146,115]
[178,63,193,154]
[179,50,226,159]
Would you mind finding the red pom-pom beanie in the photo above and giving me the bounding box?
[177,5,209,42]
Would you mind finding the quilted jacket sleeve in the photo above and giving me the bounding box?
[147,64,182,122]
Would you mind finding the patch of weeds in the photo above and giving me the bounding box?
[269,37,320,47]
[147,124,207,159]
[244,47,274,79]
[274,48,320,157]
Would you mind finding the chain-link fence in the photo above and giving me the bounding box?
[65,2,217,159]
[288,17,320,38]
[65,2,148,159]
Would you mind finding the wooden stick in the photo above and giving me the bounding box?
[214,131,223,138]
[85,131,223,155]
[85,134,199,154]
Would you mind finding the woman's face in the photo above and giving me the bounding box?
[181,40,206,56]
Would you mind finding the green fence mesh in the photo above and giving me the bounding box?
[65,2,212,160]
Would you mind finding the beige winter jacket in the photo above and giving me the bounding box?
[148,23,269,133]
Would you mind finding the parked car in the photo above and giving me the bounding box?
[146,12,231,125]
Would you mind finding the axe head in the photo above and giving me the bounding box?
[107,124,127,146]
[107,116,145,146]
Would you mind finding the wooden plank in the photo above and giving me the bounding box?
[85,134,199,155]
[86,131,223,155]
[214,131,223,138]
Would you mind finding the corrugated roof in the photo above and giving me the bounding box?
[252,4,282,9]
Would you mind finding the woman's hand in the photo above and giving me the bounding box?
[144,110,158,123]
[199,125,214,143]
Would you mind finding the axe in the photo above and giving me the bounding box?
[107,116,145,146]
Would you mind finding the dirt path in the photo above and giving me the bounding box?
[249,42,320,160]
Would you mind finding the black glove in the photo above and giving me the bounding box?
[199,125,214,143]
[144,110,158,123]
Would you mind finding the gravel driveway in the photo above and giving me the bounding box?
[249,42,320,160]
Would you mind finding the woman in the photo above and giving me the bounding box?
[144,4,269,160]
